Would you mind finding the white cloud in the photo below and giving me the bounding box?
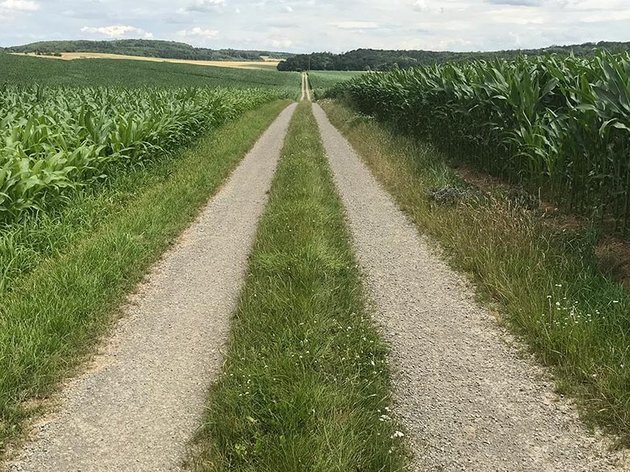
[184,0,225,12]
[412,0,429,11]
[177,27,219,39]
[0,0,38,11]
[579,10,630,22]
[487,7,546,24]
[410,0,468,13]
[486,0,542,6]
[1,0,630,54]
[401,37,474,51]
[562,0,628,9]
[268,34,292,48]
[81,25,153,38]
[332,21,380,30]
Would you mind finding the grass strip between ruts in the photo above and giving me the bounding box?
[187,101,408,471]
[0,100,290,457]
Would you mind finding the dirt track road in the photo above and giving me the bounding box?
[6,88,629,472]
[313,102,628,472]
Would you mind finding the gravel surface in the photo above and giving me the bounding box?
[300,72,311,102]
[8,103,297,472]
[313,103,629,472]
[305,73,312,102]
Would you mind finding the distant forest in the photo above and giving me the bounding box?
[5,39,630,70]
[4,39,292,61]
[277,41,630,71]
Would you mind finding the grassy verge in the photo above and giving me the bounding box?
[0,100,289,456]
[186,102,407,471]
[321,100,630,444]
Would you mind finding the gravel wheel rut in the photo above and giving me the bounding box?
[8,103,297,472]
[301,72,311,102]
[312,103,628,472]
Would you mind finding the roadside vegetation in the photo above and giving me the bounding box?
[0,99,290,455]
[0,86,277,223]
[330,52,630,234]
[0,55,300,290]
[307,71,363,100]
[321,99,630,444]
[187,102,407,471]
[0,56,299,455]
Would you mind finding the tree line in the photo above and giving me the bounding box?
[5,39,292,62]
[277,42,630,71]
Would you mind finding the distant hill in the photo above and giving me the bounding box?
[277,41,630,71]
[5,39,293,62]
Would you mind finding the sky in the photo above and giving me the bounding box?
[0,0,629,53]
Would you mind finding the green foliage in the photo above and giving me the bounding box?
[0,101,289,455]
[188,103,406,471]
[333,52,630,233]
[6,39,292,61]
[307,71,363,100]
[0,85,281,222]
[0,48,300,458]
[322,100,630,445]
[277,42,630,72]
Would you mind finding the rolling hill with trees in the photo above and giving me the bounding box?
[4,39,292,61]
[277,41,630,71]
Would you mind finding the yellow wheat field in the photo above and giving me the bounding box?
[12,52,281,70]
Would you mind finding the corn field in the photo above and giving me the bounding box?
[332,52,630,233]
[0,85,276,222]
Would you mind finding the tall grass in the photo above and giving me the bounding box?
[331,52,630,233]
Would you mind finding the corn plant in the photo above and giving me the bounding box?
[332,52,630,234]
[0,85,277,222]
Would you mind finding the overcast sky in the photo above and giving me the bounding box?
[0,0,629,53]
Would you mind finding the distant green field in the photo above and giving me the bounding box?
[0,53,299,92]
[307,71,364,98]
